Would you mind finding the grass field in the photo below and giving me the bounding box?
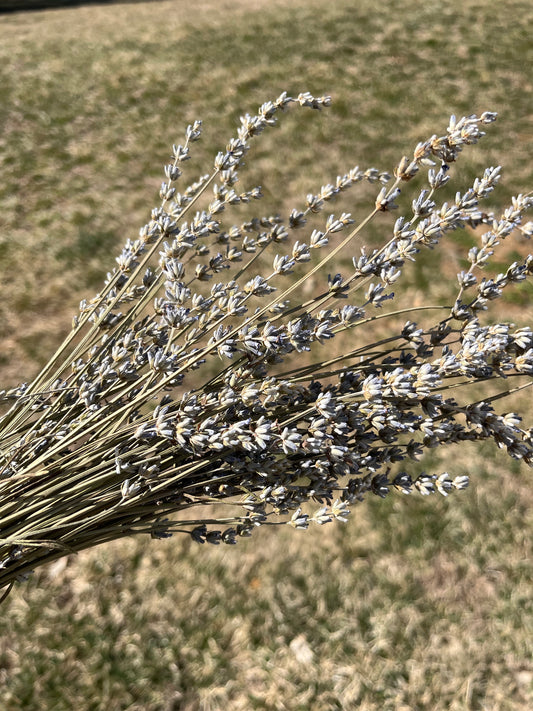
[1,0,532,709]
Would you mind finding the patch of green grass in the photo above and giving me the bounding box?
[55,226,121,286]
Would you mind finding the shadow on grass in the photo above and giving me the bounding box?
[0,0,163,14]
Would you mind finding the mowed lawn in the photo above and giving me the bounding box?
[0,0,532,709]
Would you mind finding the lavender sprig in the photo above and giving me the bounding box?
[0,94,531,594]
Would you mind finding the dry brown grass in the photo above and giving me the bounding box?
[1,0,532,709]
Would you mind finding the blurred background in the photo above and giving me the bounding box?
[0,1,532,709]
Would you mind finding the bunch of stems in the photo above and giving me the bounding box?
[1,92,532,596]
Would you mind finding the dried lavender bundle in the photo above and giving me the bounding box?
[1,92,532,595]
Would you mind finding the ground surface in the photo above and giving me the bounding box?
[0,0,532,709]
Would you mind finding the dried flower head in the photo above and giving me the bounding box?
[0,92,531,596]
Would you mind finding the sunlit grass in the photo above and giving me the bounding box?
[1,1,532,709]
